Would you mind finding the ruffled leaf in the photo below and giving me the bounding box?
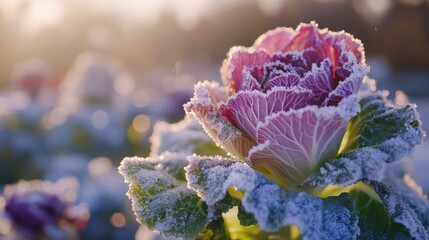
[252,27,295,54]
[263,74,300,92]
[119,152,232,239]
[185,156,360,240]
[305,91,425,187]
[220,47,270,93]
[219,87,312,142]
[282,22,326,53]
[184,81,254,159]
[300,58,334,105]
[324,52,369,106]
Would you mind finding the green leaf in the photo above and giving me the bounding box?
[305,91,425,187]
[372,181,428,240]
[348,185,411,239]
[223,207,295,240]
[381,163,429,236]
[119,152,231,239]
[185,156,360,240]
[237,202,257,226]
[197,217,231,240]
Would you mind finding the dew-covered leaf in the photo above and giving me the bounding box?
[119,152,232,239]
[185,156,360,239]
[305,91,425,187]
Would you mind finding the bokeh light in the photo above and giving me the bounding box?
[110,212,126,228]
[132,114,151,133]
[88,157,113,177]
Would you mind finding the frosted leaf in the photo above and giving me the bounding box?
[281,22,326,52]
[372,182,429,240]
[119,152,229,239]
[249,95,359,187]
[347,184,412,239]
[252,27,295,54]
[304,148,388,187]
[306,92,425,187]
[184,81,254,159]
[324,59,369,106]
[321,193,360,239]
[346,92,424,152]
[218,87,312,142]
[262,52,308,80]
[263,74,300,92]
[185,155,360,239]
[150,117,225,157]
[300,58,333,104]
[240,69,262,91]
[382,163,429,234]
[220,47,271,92]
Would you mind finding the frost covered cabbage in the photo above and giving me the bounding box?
[119,22,427,240]
[185,22,368,187]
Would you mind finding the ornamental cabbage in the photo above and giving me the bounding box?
[185,22,369,187]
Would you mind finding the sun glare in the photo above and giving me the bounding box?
[0,0,65,36]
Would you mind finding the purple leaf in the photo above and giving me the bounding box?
[248,96,359,187]
[219,87,312,142]
[221,47,270,93]
[300,58,334,105]
[184,81,254,159]
[252,27,295,54]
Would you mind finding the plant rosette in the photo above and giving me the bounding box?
[119,22,428,240]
